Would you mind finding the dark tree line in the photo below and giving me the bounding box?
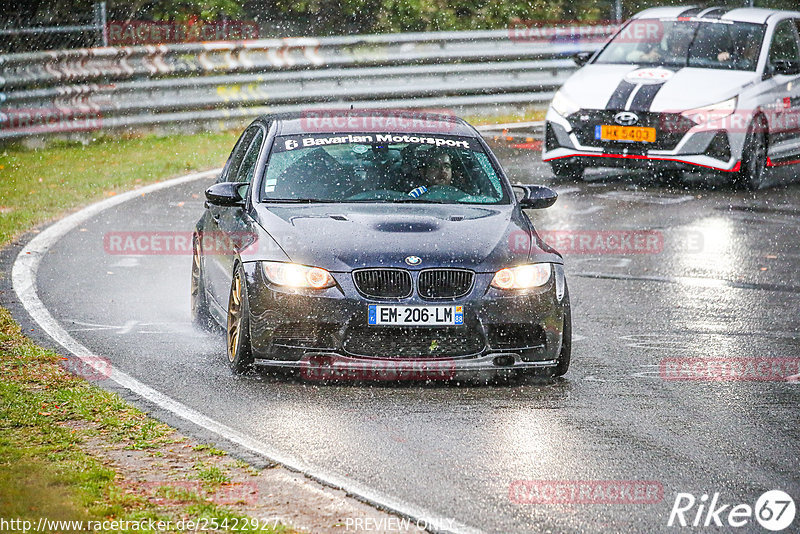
[2,0,799,51]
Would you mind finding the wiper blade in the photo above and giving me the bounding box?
[262,197,449,204]
[344,198,449,204]
[261,198,339,203]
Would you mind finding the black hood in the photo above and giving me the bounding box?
[250,203,561,272]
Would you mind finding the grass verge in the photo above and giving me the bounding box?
[463,108,546,126]
[0,131,294,532]
[0,115,526,530]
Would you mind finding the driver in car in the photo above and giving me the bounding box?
[413,148,472,201]
[628,28,692,63]
[423,149,453,187]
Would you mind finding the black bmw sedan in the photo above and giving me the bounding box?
[191,110,571,380]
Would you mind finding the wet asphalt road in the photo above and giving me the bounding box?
[16,146,800,533]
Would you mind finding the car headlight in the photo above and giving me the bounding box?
[262,261,335,289]
[491,264,552,290]
[550,90,580,117]
[682,96,737,123]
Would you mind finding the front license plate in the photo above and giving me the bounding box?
[595,125,657,142]
[368,305,463,326]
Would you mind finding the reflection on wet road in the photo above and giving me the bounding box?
[29,146,800,533]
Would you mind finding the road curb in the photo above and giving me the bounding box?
[9,168,482,534]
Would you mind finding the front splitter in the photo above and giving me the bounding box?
[253,352,558,381]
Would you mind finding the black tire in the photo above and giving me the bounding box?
[191,236,216,331]
[733,116,768,191]
[550,160,584,180]
[551,284,572,377]
[226,265,254,374]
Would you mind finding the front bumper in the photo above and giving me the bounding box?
[542,107,744,173]
[254,352,560,382]
[240,262,567,379]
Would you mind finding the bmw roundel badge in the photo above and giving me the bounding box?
[405,256,422,266]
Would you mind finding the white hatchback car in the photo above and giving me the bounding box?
[543,6,800,189]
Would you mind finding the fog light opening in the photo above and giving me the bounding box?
[493,355,516,367]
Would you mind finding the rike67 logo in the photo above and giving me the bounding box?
[668,490,796,531]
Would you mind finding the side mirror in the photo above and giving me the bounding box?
[772,59,800,76]
[205,182,245,207]
[514,184,558,209]
[573,51,593,67]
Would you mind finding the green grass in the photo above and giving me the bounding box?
[194,443,228,456]
[0,116,520,529]
[0,132,238,245]
[463,108,546,126]
[0,310,291,531]
[0,307,172,527]
[0,131,294,532]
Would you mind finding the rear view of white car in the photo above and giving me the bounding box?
[543,6,800,189]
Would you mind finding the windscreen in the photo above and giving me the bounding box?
[261,133,509,204]
[594,19,766,71]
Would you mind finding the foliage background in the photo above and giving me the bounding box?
[1,0,799,50]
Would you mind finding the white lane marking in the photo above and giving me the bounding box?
[552,186,580,195]
[474,120,542,132]
[68,320,142,333]
[597,191,694,205]
[67,319,197,336]
[118,320,138,335]
[12,168,481,534]
[620,334,694,350]
[567,257,632,269]
[567,205,605,215]
[725,211,800,225]
[586,366,800,384]
[582,375,621,382]
[109,257,141,268]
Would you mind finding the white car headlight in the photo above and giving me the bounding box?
[491,264,552,290]
[550,90,580,117]
[262,261,335,289]
[682,96,737,123]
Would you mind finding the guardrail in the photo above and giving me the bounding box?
[477,121,545,151]
[0,26,613,140]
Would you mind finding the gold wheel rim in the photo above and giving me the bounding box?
[191,241,201,307]
[227,274,242,363]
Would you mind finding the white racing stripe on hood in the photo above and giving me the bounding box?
[558,64,641,110]
[649,68,759,111]
[560,64,759,112]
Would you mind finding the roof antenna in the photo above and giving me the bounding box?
[350,104,354,110]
